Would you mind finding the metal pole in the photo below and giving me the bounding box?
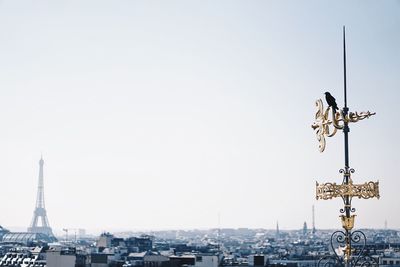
[342,25,351,267]
[343,26,350,174]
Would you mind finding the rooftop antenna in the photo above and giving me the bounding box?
[217,212,221,254]
[312,205,316,234]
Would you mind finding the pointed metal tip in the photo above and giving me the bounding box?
[343,26,348,108]
[39,153,44,164]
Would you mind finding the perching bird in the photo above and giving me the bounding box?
[325,92,338,112]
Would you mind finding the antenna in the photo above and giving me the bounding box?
[217,212,221,254]
[312,205,316,234]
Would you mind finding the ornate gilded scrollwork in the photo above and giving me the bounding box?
[311,99,339,152]
[311,99,376,153]
[347,111,376,123]
[316,181,380,200]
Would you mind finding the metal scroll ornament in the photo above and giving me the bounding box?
[316,168,379,206]
[311,99,375,152]
[316,181,380,200]
[318,230,379,267]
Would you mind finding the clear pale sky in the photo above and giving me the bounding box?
[0,1,399,234]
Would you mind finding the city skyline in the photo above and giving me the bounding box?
[0,1,399,231]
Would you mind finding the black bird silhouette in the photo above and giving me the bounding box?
[324,92,338,112]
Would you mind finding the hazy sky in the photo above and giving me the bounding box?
[0,1,399,234]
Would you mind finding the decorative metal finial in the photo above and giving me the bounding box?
[313,27,380,267]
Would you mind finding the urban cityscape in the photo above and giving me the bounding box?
[0,155,399,267]
[1,1,399,267]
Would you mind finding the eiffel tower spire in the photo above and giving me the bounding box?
[28,156,56,239]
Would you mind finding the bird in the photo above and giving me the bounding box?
[324,92,338,112]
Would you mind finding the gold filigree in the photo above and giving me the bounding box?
[346,111,376,123]
[311,99,376,152]
[311,99,339,152]
[316,181,380,200]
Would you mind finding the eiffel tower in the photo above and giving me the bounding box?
[27,156,56,239]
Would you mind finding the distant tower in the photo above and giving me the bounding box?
[276,221,280,238]
[28,156,55,239]
[312,205,316,234]
[384,219,388,230]
[303,221,308,236]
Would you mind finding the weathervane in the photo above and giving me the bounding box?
[313,27,380,267]
[311,95,375,153]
